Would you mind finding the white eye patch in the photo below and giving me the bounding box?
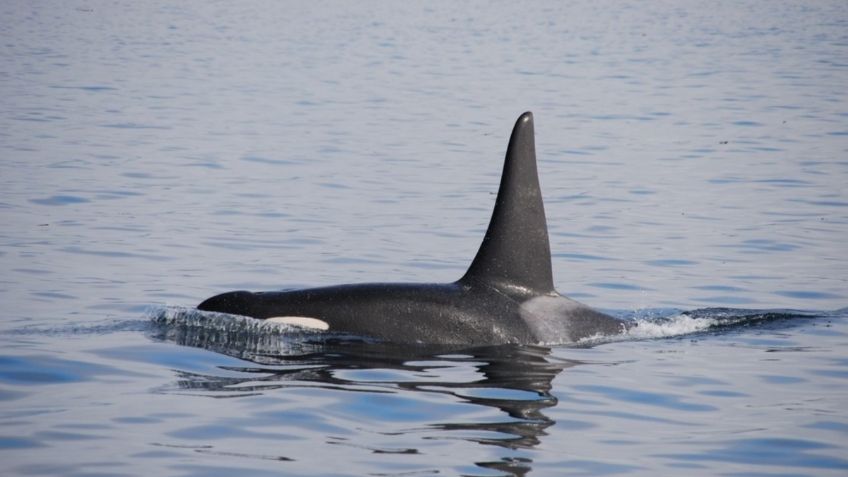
[263,316,330,331]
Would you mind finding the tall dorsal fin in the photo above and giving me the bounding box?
[459,112,555,294]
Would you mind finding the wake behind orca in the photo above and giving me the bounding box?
[198,112,630,345]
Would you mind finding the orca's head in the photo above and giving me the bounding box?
[197,290,255,316]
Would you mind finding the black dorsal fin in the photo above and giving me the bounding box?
[459,112,555,294]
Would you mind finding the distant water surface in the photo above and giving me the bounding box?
[1,1,847,476]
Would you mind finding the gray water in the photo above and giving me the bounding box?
[1,1,847,475]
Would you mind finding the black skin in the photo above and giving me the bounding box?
[198,112,631,345]
[197,281,626,345]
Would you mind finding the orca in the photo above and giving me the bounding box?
[198,112,629,345]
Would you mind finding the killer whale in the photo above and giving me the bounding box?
[198,112,629,345]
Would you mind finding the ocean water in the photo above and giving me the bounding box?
[1,1,847,476]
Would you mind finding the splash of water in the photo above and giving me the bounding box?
[578,308,822,346]
[149,306,367,362]
[149,306,824,354]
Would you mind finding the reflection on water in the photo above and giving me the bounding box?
[145,306,842,476]
[2,0,847,474]
[0,308,843,476]
[151,309,577,474]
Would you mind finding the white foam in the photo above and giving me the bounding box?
[577,314,717,346]
[624,314,716,340]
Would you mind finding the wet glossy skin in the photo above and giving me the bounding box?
[199,112,630,345]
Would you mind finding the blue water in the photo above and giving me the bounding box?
[2,1,847,475]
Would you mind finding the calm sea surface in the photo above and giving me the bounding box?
[1,1,847,476]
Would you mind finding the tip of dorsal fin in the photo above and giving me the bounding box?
[460,112,555,294]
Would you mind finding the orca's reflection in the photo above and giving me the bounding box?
[151,310,579,472]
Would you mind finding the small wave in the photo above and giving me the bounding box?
[2,318,151,336]
[626,314,717,339]
[151,306,312,336]
[579,308,824,346]
[152,306,825,354]
[149,306,364,362]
